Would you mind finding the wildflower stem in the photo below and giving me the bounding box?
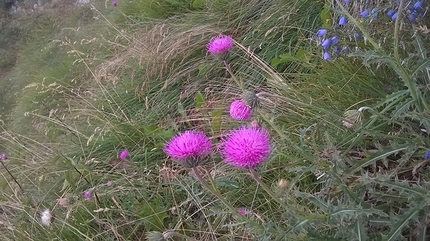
[393,0,403,62]
[191,167,242,216]
[249,168,285,207]
[0,161,25,194]
[223,60,243,90]
[191,167,264,232]
[335,0,379,50]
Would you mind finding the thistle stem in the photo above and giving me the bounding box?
[0,161,25,194]
[249,168,286,207]
[223,60,244,90]
[191,167,242,217]
[191,167,264,233]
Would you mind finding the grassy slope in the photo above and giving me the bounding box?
[0,0,429,240]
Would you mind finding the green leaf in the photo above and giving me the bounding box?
[215,179,239,188]
[354,217,368,241]
[347,144,412,174]
[211,109,223,134]
[295,48,307,60]
[411,58,430,77]
[384,208,420,241]
[320,5,332,29]
[413,34,427,60]
[177,102,186,118]
[192,0,205,9]
[138,199,168,232]
[196,91,205,108]
[197,63,210,76]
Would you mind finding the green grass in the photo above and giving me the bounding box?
[0,0,430,240]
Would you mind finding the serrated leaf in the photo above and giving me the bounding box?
[411,58,430,77]
[296,192,329,212]
[215,179,239,188]
[384,208,420,241]
[391,99,415,121]
[347,144,412,174]
[331,207,389,219]
[413,35,427,60]
[354,217,368,241]
[372,178,426,197]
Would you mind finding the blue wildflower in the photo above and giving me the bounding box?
[410,12,417,21]
[354,33,361,40]
[323,52,331,61]
[414,0,424,10]
[321,39,332,50]
[425,150,430,160]
[391,12,398,21]
[387,9,395,17]
[344,0,351,4]
[316,29,328,37]
[333,45,342,56]
[371,8,378,18]
[331,35,339,45]
[360,9,370,18]
[339,16,347,26]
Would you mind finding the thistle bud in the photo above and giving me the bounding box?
[242,91,260,109]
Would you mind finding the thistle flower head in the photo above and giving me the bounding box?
[164,131,212,167]
[242,91,260,109]
[230,100,252,120]
[112,1,117,6]
[222,126,271,168]
[41,209,54,227]
[84,191,92,199]
[119,149,129,160]
[57,197,69,207]
[343,107,369,128]
[207,35,234,55]
[0,153,8,161]
[233,208,251,219]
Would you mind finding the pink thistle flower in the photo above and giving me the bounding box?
[207,35,234,55]
[230,100,252,120]
[233,208,251,220]
[0,153,8,161]
[106,181,113,186]
[222,126,270,168]
[112,1,117,6]
[84,191,92,199]
[119,149,129,160]
[57,197,69,207]
[164,131,212,167]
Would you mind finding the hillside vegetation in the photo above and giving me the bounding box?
[0,0,429,240]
